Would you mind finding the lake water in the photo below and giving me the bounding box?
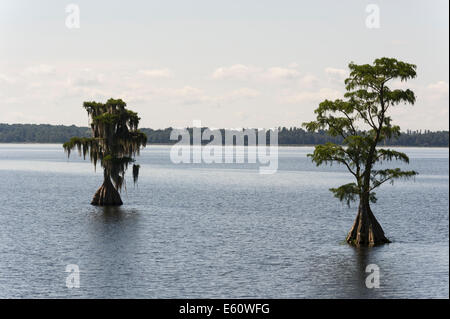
[0,144,448,298]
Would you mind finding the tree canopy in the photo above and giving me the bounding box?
[303,57,419,206]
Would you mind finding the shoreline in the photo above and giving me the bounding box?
[0,142,448,148]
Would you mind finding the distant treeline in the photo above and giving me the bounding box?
[0,123,448,147]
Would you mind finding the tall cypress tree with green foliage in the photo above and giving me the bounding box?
[303,58,418,246]
[63,98,147,206]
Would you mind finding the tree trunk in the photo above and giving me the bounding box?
[346,197,390,246]
[91,174,123,206]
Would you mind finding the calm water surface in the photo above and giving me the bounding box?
[0,144,448,298]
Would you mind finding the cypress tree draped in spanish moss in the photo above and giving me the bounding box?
[63,99,147,206]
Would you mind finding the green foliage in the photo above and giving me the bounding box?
[329,183,360,207]
[63,98,147,191]
[303,57,419,205]
[0,124,90,143]
[370,168,417,190]
[0,124,447,146]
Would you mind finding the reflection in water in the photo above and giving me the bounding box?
[306,245,387,298]
[91,206,139,223]
[84,206,142,296]
[354,246,370,277]
[352,246,373,298]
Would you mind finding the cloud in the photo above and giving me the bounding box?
[426,81,449,99]
[282,88,342,103]
[299,74,320,88]
[264,67,300,80]
[325,67,348,82]
[212,64,302,81]
[2,61,447,130]
[23,64,56,76]
[0,73,16,84]
[138,68,172,78]
[67,69,104,87]
[118,85,261,106]
[147,86,260,105]
[141,86,213,105]
[171,86,205,99]
[212,64,260,80]
[65,86,112,100]
[228,88,260,99]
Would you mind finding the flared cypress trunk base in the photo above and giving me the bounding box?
[346,201,390,246]
[91,178,123,206]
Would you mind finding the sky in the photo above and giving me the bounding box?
[0,0,448,130]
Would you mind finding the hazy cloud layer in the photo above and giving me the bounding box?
[0,0,448,130]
